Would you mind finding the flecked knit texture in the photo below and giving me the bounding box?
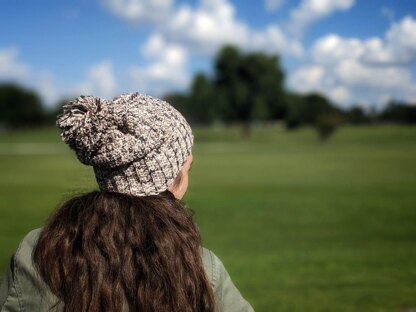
[57,92,193,196]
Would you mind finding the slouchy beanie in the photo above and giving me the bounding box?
[57,92,193,197]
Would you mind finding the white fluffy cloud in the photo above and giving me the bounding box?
[76,61,117,99]
[34,71,60,106]
[99,0,305,98]
[311,17,416,66]
[167,0,304,56]
[111,0,302,95]
[0,47,62,106]
[129,34,190,94]
[288,64,326,92]
[166,0,248,54]
[289,16,416,107]
[0,47,119,105]
[100,0,173,23]
[287,64,354,104]
[364,16,416,65]
[249,25,304,57]
[335,59,412,89]
[288,62,415,107]
[311,34,363,64]
[100,0,303,58]
[0,47,30,80]
[288,0,355,37]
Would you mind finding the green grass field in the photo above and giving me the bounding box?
[1,125,415,311]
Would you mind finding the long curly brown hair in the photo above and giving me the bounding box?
[33,190,215,312]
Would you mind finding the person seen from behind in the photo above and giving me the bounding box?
[0,93,254,312]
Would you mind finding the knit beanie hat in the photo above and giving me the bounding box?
[57,92,193,197]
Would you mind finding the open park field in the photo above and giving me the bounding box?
[0,125,415,311]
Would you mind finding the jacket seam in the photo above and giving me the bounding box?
[12,241,25,311]
[210,250,217,289]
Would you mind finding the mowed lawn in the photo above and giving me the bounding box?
[0,125,415,311]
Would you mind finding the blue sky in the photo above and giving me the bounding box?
[1,0,416,109]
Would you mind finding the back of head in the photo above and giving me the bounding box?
[34,93,214,312]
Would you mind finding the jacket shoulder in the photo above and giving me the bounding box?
[18,228,42,251]
[0,228,61,312]
[201,247,215,287]
[201,248,255,312]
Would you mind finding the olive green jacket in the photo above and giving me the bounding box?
[0,229,254,312]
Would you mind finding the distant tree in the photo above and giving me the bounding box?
[346,106,371,125]
[302,93,337,124]
[189,73,218,125]
[161,45,349,133]
[284,92,341,129]
[214,46,246,123]
[164,93,191,121]
[284,92,305,129]
[315,112,344,141]
[239,52,285,120]
[0,84,45,129]
[298,93,344,140]
[213,45,285,136]
[251,97,269,121]
[379,100,416,124]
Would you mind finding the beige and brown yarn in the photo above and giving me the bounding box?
[57,92,193,196]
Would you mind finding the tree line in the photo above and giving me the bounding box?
[165,45,416,138]
[1,45,415,138]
